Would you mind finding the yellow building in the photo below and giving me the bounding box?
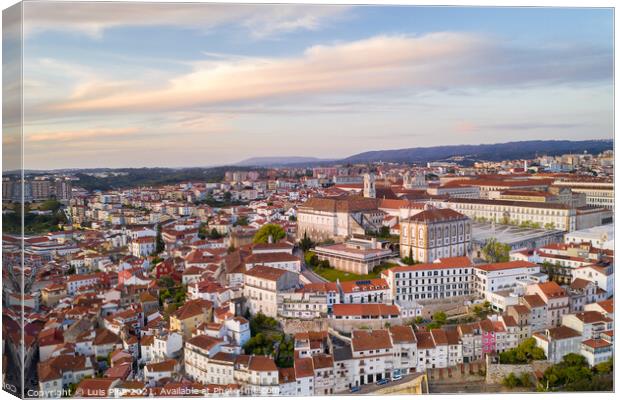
[40,284,68,307]
[170,299,213,338]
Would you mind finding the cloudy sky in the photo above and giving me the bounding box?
[13,3,614,169]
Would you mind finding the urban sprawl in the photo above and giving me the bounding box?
[2,150,614,396]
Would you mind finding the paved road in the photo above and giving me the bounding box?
[294,247,328,283]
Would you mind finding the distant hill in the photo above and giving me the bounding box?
[340,140,613,164]
[235,156,333,167]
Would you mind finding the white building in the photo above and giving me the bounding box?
[580,337,613,367]
[473,260,542,297]
[532,326,582,363]
[350,329,393,386]
[572,265,614,297]
[244,252,301,274]
[382,256,474,302]
[243,265,299,318]
[184,335,226,384]
[564,224,614,250]
[296,196,383,242]
[562,311,614,340]
[130,237,156,257]
[339,278,392,304]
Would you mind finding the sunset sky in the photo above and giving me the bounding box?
[14,3,614,169]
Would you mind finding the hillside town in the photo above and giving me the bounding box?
[2,150,614,397]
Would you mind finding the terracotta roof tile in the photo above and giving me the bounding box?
[351,329,392,352]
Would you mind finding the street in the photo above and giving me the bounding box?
[294,247,328,283]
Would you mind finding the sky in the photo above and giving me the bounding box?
[8,3,615,169]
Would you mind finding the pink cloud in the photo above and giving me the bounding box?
[27,127,139,143]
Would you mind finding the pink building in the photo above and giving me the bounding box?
[480,320,497,353]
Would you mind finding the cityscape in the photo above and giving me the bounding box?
[1,2,615,399]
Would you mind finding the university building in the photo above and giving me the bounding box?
[399,207,471,263]
[296,196,383,242]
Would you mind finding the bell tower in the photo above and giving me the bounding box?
[363,173,376,198]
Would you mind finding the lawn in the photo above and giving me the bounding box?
[312,262,398,282]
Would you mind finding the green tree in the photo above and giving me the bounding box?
[275,334,295,368]
[64,383,78,397]
[502,372,519,388]
[539,353,603,391]
[519,372,532,387]
[235,216,249,226]
[158,276,175,288]
[39,199,62,211]
[304,251,318,267]
[482,238,511,263]
[426,322,442,330]
[378,226,391,238]
[499,338,546,364]
[401,247,414,265]
[299,232,315,252]
[209,228,223,239]
[155,224,165,253]
[432,311,447,326]
[594,358,613,375]
[198,222,209,239]
[253,223,286,244]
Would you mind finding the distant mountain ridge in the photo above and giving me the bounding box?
[235,156,334,167]
[340,140,613,164]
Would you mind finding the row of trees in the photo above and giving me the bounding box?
[3,201,68,235]
[473,216,556,231]
[539,354,612,392]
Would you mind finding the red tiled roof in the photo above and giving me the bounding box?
[74,378,117,397]
[405,208,467,223]
[294,357,314,378]
[572,311,612,324]
[351,329,392,352]
[248,355,277,372]
[244,265,290,281]
[582,338,612,349]
[475,260,536,272]
[339,278,389,293]
[386,256,472,273]
[332,303,399,317]
[389,325,416,344]
[187,335,223,351]
[536,281,567,298]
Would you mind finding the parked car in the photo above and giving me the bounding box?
[349,386,361,393]
[376,378,389,386]
[391,370,403,381]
